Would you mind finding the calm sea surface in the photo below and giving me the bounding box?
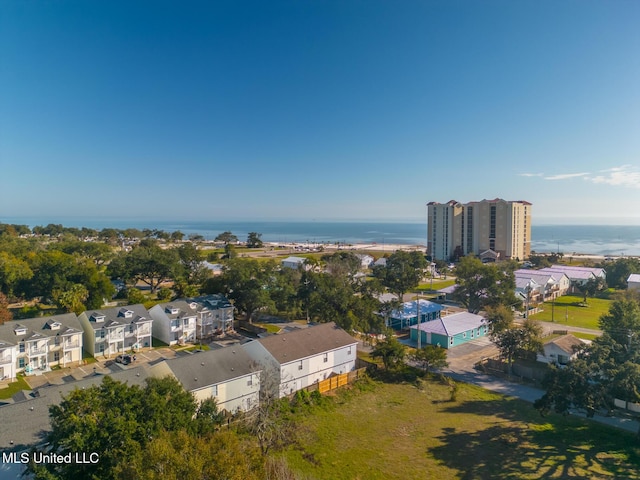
[3,217,640,256]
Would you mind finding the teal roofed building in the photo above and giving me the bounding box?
[409,312,488,349]
[387,300,444,330]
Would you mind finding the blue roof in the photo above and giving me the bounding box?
[391,300,443,320]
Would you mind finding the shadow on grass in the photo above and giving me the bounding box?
[429,399,640,479]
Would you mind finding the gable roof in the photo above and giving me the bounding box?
[155,346,260,393]
[0,313,82,345]
[188,294,233,312]
[255,322,356,364]
[154,300,198,319]
[515,270,567,285]
[544,334,584,355]
[81,304,150,330]
[411,312,486,337]
[627,274,640,283]
[538,267,597,281]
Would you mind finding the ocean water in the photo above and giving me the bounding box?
[2,217,640,256]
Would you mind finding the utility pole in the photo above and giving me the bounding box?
[416,293,421,350]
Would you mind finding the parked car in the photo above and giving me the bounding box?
[115,354,133,365]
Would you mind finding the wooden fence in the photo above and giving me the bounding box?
[298,367,367,395]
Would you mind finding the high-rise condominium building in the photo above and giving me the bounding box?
[427,198,531,261]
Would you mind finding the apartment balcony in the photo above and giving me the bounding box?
[28,346,48,356]
[108,334,124,342]
[0,355,12,366]
[170,326,182,333]
[63,341,80,350]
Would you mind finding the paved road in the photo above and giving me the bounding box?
[531,319,602,336]
[437,337,639,434]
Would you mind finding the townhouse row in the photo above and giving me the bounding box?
[0,294,233,381]
[0,322,359,450]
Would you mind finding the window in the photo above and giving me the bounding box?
[54,352,60,362]
[19,343,25,353]
[298,361,303,370]
[247,377,253,386]
[471,330,474,339]
[323,353,328,363]
[347,347,352,355]
[449,337,454,346]
[462,332,466,338]
[19,358,25,368]
[99,343,105,353]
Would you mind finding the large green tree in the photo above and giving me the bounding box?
[373,250,427,300]
[493,319,543,375]
[22,250,113,309]
[246,232,264,248]
[205,259,277,321]
[0,251,33,296]
[215,231,238,244]
[371,333,406,370]
[108,240,179,293]
[29,376,207,480]
[603,257,640,289]
[452,256,519,314]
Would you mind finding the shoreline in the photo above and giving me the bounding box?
[263,243,637,259]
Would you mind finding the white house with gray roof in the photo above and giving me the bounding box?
[150,346,261,413]
[281,256,310,270]
[78,304,152,357]
[187,294,235,339]
[627,274,640,291]
[0,313,83,381]
[242,322,357,398]
[148,301,198,346]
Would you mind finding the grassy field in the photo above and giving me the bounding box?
[530,295,611,330]
[281,376,640,479]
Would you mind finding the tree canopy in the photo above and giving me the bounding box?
[246,232,264,248]
[452,256,519,314]
[373,250,427,300]
[215,231,238,244]
[108,240,179,293]
[29,375,245,480]
[535,298,640,420]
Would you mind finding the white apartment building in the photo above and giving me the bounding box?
[78,304,152,357]
[148,300,198,346]
[0,313,83,380]
[243,322,358,398]
[427,198,532,261]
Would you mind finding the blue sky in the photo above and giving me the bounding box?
[1,0,639,225]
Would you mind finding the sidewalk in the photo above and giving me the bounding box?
[444,366,640,434]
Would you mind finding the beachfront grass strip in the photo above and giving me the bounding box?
[282,378,640,479]
[530,295,610,330]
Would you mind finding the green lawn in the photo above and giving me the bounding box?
[416,279,456,292]
[281,377,640,479]
[530,295,611,330]
[0,375,31,400]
